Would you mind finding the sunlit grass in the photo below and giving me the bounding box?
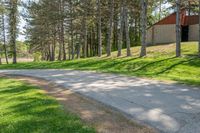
[0,78,95,133]
[0,42,199,85]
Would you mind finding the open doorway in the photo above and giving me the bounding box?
[181,26,189,42]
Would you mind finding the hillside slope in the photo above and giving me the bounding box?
[0,42,199,85]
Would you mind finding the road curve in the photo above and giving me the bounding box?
[0,69,200,133]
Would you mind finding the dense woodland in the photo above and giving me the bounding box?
[0,0,199,64]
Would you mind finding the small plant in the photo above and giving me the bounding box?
[33,52,41,62]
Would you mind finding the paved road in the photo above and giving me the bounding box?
[0,70,200,133]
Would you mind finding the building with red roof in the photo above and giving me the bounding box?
[147,9,199,45]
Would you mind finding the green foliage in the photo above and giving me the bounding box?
[0,42,199,85]
[16,41,31,58]
[33,52,41,62]
[0,78,95,133]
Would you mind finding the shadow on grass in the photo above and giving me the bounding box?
[128,57,177,72]
[98,57,141,70]
[0,79,95,133]
[155,58,196,75]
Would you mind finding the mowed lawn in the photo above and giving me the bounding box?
[0,78,95,133]
[0,42,200,85]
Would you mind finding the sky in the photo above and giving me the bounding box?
[17,0,27,42]
[18,16,26,41]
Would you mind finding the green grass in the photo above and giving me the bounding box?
[0,42,200,85]
[0,78,95,133]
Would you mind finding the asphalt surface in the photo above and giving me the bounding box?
[0,69,200,133]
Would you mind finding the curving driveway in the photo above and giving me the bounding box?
[0,70,200,133]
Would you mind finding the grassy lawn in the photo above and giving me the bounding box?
[0,78,95,133]
[0,42,199,85]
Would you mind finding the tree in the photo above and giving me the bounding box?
[106,0,114,57]
[58,0,66,61]
[8,0,19,64]
[176,0,181,57]
[25,0,189,61]
[140,0,147,57]
[2,12,9,64]
[0,0,8,64]
[97,0,102,57]
[124,2,131,57]
[199,0,200,57]
[117,0,125,57]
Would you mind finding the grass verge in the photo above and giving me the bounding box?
[0,78,95,133]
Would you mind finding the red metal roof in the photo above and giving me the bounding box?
[154,9,199,26]
[184,15,199,25]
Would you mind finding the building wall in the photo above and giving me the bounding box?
[147,24,176,45]
[147,27,153,44]
[189,24,199,41]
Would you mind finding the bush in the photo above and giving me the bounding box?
[33,52,41,62]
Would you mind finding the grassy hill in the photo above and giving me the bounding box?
[0,42,199,85]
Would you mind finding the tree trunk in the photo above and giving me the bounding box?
[159,0,162,21]
[113,9,118,51]
[97,0,102,57]
[140,0,147,57]
[69,0,74,60]
[106,0,114,57]
[117,0,125,57]
[124,5,131,56]
[83,19,87,58]
[68,35,71,60]
[9,0,18,64]
[199,0,200,57]
[176,0,181,57]
[61,0,66,60]
[76,34,81,59]
[58,24,63,61]
[71,29,74,60]
[57,0,66,60]
[52,32,56,61]
[2,14,9,64]
[0,43,2,64]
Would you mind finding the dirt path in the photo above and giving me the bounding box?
[1,75,156,133]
